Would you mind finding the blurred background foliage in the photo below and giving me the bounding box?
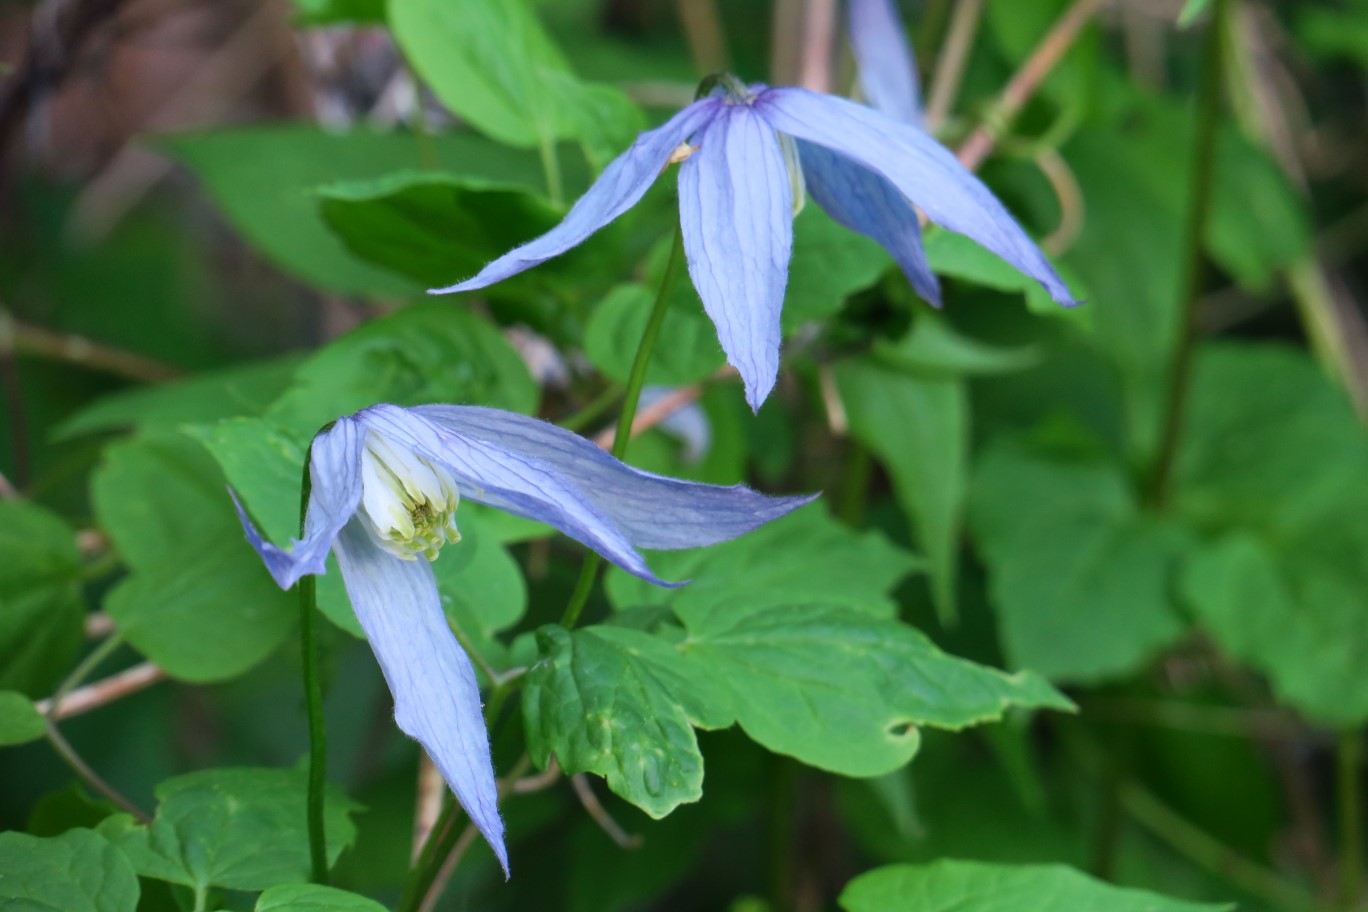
[1,0,1367,910]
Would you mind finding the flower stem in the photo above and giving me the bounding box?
[1146,0,1228,508]
[1340,730,1364,907]
[297,459,329,885]
[559,228,688,629]
[538,135,564,208]
[45,634,123,721]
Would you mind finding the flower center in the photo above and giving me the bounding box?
[358,432,461,561]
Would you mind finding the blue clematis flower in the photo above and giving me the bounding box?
[432,80,1076,410]
[231,403,815,876]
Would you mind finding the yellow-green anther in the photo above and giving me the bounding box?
[358,432,462,561]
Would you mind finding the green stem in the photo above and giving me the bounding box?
[558,229,688,629]
[405,61,439,171]
[538,136,564,208]
[1340,730,1363,907]
[46,634,123,720]
[559,383,624,433]
[836,442,872,527]
[298,458,329,885]
[1146,0,1228,508]
[44,723,148,820]
[398,799,463,912]
[1119,782,1321,912]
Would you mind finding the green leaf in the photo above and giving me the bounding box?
[318,170,563,289]
[1177,344,1368,535]
[782,206,890,328]
[678,604,1071,776]
[289,0,383,25]
[92,432,295,682]
[1300,5,1368,66]
[873,315,1039,377]
[523,625,730,817]
[1175,344,1368,724]
[839,860,1232,911]
[1183,521,1368,727]
[924,230,1084,322]
[0,828,140,912]
[604,504,922,620]
[98,767,357,893]
[267,303,538,434]
[583,283,724,387]
[0,690,46,746]
[836,351,967,623]
[0,500,84,696]
[167,127,549,297]
[388,0,642,160]
[970,432,1188,682]
[256,883,388,912]
[55,355,303,439]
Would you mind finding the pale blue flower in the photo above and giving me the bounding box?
[432,81,1075,410]
[232,403,815,875]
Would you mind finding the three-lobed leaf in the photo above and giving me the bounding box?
[98,767,357,894]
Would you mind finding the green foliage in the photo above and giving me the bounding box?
[98,767,357,894]
[92,432,296,682]
[0,501,84,696]
[584,283,724,386]
[256,883,389,911]
[388,0,642,166]
[0,691,46,746]
[839,860,1233,911]
[970,432,1188,682]
[0,829,140,911]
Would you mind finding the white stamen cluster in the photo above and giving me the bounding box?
[358,432,462,561]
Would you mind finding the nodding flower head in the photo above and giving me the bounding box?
[231,403,818,876]
[432,74,1076,412]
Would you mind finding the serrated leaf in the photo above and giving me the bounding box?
[839,860,1232,911]
[523,625,729,817]
[92,432,294,682]
[0,500,83,696]
[970,433,1188,682]
[256,883,388,912]
[583,284,724,387]
[836,354,966,623]
[0,690,46,746]
[267,303,538,435]
[678,604,1072,777]
[318,170,563,289]
[604,504,922,620]
[0,829,140,911]
[98,767,357,893]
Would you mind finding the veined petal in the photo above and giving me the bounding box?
[430,99,722,295]
[231,418,365,590]
[406,404,819,551]
[848,0,923,126]
[757,87,1078,307]
[798,140,941,305]
[679,103,794,411]
[332,520,507,875]
[355,405,672,586]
